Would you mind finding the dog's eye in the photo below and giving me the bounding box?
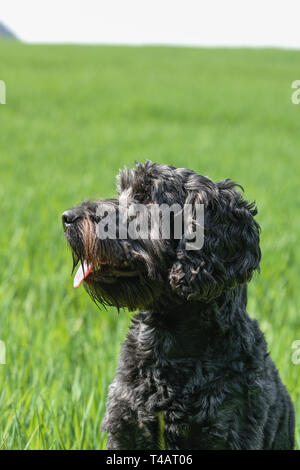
[90,215,100,223]
[132,192,153,205]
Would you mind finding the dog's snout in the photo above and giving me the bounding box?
[62,209,80,229]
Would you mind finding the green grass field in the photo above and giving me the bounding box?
[0,41,299,449]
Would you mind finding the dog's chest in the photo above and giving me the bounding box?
[119,322,228,417]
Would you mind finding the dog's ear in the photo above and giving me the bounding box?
[169,177,261,302]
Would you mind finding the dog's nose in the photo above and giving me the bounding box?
[62,210,80,229]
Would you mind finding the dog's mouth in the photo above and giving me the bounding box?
[73,258,138,288]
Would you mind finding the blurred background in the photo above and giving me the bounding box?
[0,0,299,450]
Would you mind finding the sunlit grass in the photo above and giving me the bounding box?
[0,42,299,449]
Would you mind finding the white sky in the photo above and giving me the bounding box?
[1,0,300,48]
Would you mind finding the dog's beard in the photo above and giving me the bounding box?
[84,277,156,311]
[66,217,159,310]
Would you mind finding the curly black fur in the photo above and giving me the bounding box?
[62,160,295,450]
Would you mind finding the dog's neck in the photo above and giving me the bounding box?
[135,285,253,361]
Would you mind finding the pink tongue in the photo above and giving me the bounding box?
[73,260,93,288]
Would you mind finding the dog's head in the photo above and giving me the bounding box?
[62,161,261,310]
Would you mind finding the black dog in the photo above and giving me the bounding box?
[62,161,294,450]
